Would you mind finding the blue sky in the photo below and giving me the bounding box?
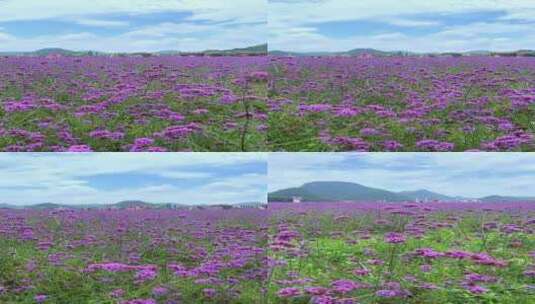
[0,0,266,52]
[0,153,267,205]
[4,1,533,53]
[268,153,535,198]
[269,0,535,52]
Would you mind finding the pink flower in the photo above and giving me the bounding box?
[330,280,366,293]
[415,248,444,259]
[375,290,397,298]
[277,287,301,298]
[384,232,406,244]
[467,285,488,294]
[135,269,157,283]
[34,294,47,303]
[304,286,328,295]
[152,286,168,297]
[110,289,125,298]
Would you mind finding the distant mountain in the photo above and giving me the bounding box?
[156,44,267,56]
[267,186,324,202]
[28,203,66,210]
[113,200,154,209]
[346,48,398,56]
[479,195,535,203]
[0,200,263,209]
[464,50,492,56]
[33,48,95,56]
[269,48,535,57]
[269,181,535,203]
[203,44,267,55]
[269,50,333,56]
[516,50,535,57]
[234,201,266,206]
[0,203,17,209]
[269,48,413,57]
[398,190,455,201]
[154,50,181,55]
[269,181,409,202]
[0,201,160,210]
[109,200,195,209]
[0,48,103,57]
[2,46,534,58]
[0,45,267,57]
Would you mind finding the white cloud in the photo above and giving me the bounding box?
[0,0,266,51]
[0,153,267,205]
[75,18,130,28]
[385,18,440,27]
[268,0,535,52]
[269,0,535,27]
[269,25,535,53]
[0,20,266,52]
[0,0,266,23]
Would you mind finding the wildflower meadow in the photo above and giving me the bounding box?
[268,56,535,152]
[0,208,267,304]
[267,202,535,304]
[0,56,267,152]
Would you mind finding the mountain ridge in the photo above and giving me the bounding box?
[268,181,535,203]
[0,44,267,57]
[269,48,535,57]
[0,200,266,209]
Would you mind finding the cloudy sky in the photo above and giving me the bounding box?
[0,153,267,206]
[269,0,535,52]
[268,153,535,198]
[0,0,266,52]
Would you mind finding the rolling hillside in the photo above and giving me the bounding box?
[269,181,535,203]
[269,181,409,202]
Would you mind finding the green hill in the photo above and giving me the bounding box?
[0,45,267,57]
[398,190,455,201]
[269,181,410,202]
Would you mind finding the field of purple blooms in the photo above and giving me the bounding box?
[0,56,267,152]
[268,56,535,151]
[0,208,267,304]
[268,202,535,304]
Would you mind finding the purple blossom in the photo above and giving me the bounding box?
[330,279,365,293]
[375,289,398,298]
[467,285,488,294]
[277,287,301,298]
[152,286,169,297]
[34,295,47,303]
[384,232,406,244]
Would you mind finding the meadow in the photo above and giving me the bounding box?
[0,56,267,152]
[1,203,533,304]
[268,202,535,304]
[0,208,267,304]
[268,56,535,152]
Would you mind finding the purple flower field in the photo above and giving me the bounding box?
[268,202,535,303]
[268,56,535,151]
[1,201,533,303]
[0,208,267,303]
[0,56,267,152]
